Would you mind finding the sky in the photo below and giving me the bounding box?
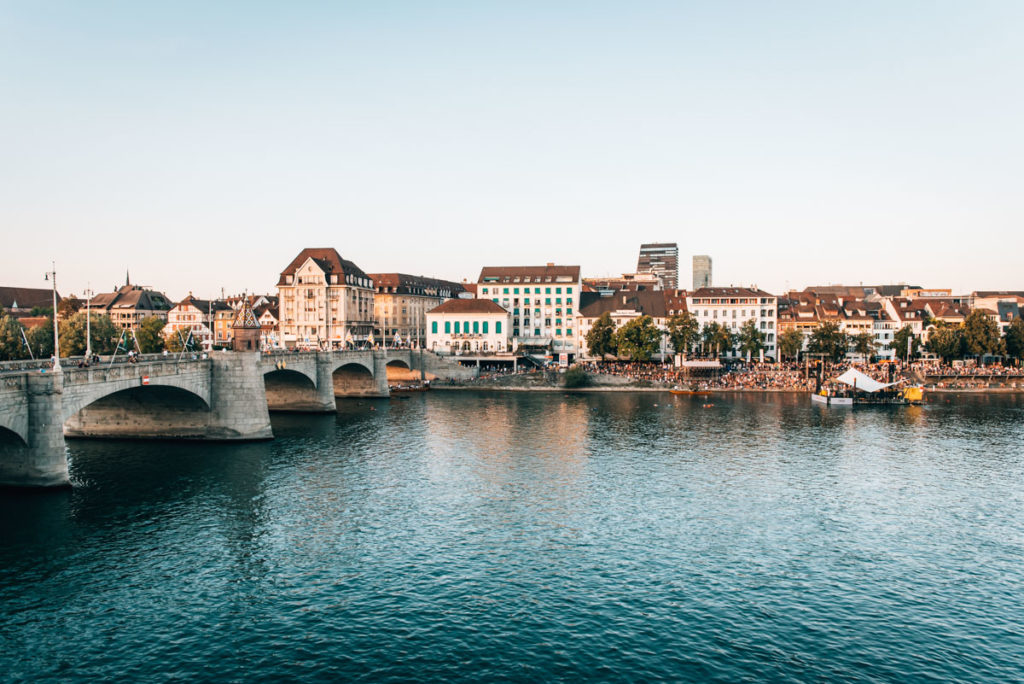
[2,1,1022,301]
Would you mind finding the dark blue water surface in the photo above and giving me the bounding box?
[2,392,1023,682]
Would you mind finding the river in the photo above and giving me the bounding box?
[2,392,1022,681]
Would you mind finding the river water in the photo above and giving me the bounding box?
[2,392,1023,681]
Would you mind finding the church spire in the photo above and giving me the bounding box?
[125,269,130,287]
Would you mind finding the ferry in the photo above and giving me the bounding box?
[669,386,712,396]
[812,368,923,407]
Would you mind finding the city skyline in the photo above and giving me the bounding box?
[3,2,1023,296]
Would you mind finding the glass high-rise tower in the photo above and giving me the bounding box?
[692,255,712,290]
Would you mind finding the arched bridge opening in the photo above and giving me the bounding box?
[333,362,379,398]
[64,386,213,440]
[385,358,421,383]
[263,369,324,412]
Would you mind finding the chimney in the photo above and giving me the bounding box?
[546,262,554,267]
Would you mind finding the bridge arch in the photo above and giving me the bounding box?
[332,362,378,397]
[63,385,213,439]
[263,368,325,412]
[0,424,28,449]
[61,374,212,425]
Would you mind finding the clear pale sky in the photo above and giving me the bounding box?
[2,1,1022,300]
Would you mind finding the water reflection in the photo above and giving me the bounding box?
[1,392,1022,682]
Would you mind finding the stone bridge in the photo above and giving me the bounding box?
[0,349,476,488]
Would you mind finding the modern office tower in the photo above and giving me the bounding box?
[636,243,678,290]
[692,255,712,290]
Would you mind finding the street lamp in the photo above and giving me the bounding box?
[44,262,61,372]
[83,283,94,359]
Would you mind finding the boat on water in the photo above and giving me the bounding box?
[812,368,923,407]
[389,381,431,394]
[669,385,712,396]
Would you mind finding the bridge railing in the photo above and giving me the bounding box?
[60,358,210,386]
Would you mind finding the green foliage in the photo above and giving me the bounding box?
[701,322,735,357]
[0,311,30,361]
[889,325,920,360]
[851,331,877,360]
[925,324,965,363]
[1005,318,1024,362]
[612,315,661,361]
[586,312,617,359]
[963,310,1003,358]
[58,313,119,357]
[31,306,53,317]
[778,329,805,361]
[165,328,202,354]
[135,316,167,354]
[562,365,590,388]
[666,312,699,355]
[27,320,54,359]
[808,322,849,363]
[737,319,766,359]
[57,295,82,318]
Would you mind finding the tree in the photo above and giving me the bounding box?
[586,312,617,360]
[613,315,661,362]
[1005,318,1024,363]
[890,325,920,361]
[57,295,82,318]
[30,306,53,317]
[808,322,849,363]
[26,320,54,359]
[58,312,119,357]
[925,324,965,363]
[701,322,735,357]
[0,311,30,361]
[851,331,877,361]
[562,365,589,388]
[165,328,202,354]
[737,319,766,360]
[666,312,699,356]
[963,310,1003,360]
[135,316,167,354]
[778,329,804,361]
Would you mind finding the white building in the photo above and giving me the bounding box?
[574,290,670,360]
[276,248,375,349]
[426,299,511,354]
[477,264,581,359]
[163,294,232,351]
[687,287,777,358]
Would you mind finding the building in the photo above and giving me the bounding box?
[636,243,678,290]
[583,272,662,294]
[687,287,777,358]
[0,286,58,318]
[477,264,582,359]
[575,290,670,359]
[692,255,712,290]
[88,278,172,330]
[367,273,465,347]
[426,299,511,354]
[276,248,375,349]
[163,295,233,351]
[231,298,262,352]
[255,303,280,348]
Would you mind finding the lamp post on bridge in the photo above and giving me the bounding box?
[44,262,61,373]
[84,283,94,359]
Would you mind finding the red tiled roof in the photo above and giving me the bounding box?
[428,299,508,315]
[277,248,369,286]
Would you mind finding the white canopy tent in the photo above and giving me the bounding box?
[835,368,900,393]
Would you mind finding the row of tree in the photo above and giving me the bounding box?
[0,311,184,361]
[583,309,1024,364]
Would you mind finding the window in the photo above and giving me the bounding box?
[556,287,562,294]
[514,288,519,294]
[454,321,460,334]
[534,328,540,336]
[473,321,479,334]
[534,288,540,294]
[567,287,573,294]
[432,321,438,334]
[566,298,573,306]
[545,287,551,294]
[482,288,488,295]
[496,321,502,334]
[555,329,562,336]
[503,288,509,294]
[444,321,451,333]
[556,298,561,305]
[483,321,489,334]
[545,298,551,305]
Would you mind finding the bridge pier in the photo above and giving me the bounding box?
[0,373,70,488]
[207,354,274,440]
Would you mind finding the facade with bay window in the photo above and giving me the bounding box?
[276,248,375,349]
[426,299,511,353]
[477,264,581,359]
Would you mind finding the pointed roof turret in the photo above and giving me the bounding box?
[232,295,260,329]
